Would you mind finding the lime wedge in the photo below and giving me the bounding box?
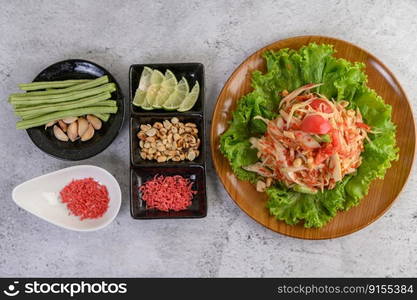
[141,97,154,110]
[145,84,160,104]
[138,67,153,90]
[150,69,165,85]
[132,90,147,107]
[178,81,200,112]
[164,69,177,83]
[153,70,178,108]
[144,70,165,107]
[132,67,153,107]
[162,77,189,110]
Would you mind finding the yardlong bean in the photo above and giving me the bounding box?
[18,98,116,120]
[14,92,111,113]
[16,106,118,129]
[94,113,110,122]
[10,76,109,99]
[12,83,116,107]
[18,79,91,91]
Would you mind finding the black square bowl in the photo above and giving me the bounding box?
[130,165,207,219]
[25,59,125,161]
[130,114,205,167]
[129,63,204,115]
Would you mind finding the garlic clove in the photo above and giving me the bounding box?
[53,125,69,142]
[45,120,57,129]
[67,121,79,142]
[81,124,95,141]
[62,116,78,124]
[77,117,89,137]
[86,115,102,130]
[58,120,68,132]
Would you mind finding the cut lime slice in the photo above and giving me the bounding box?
[150,69,165,85]
[153,70,178,108]
[178,81,200,112]
[164,69,177,83]
[132,67,153,107]
[162,77,189,110]
[141,97,154,110]
[145,84,160,104]
[138,67,153,90]
[132,90,147,107]
[144,70,165,107]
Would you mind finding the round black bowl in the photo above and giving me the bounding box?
[26,59,125,161]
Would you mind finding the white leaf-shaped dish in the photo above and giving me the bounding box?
[12,165,121,231]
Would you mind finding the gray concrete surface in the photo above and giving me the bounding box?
[0,0,416,277]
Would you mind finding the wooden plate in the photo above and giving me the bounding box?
[210,36,416,239]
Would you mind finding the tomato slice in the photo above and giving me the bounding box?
[300,115,332,134]
[310,99,332,113]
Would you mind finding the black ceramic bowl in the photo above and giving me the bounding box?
[130,63,204,115]
[130,114,204,167]
[26,59,125,161]
[130,166,207,219]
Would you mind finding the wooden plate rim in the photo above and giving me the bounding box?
[210,35,416,239]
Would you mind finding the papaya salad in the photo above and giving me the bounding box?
[220,43,398,228]
[244,83,371,194]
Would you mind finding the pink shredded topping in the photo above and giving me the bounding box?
[60,177,109,220]
[139,175,196,211]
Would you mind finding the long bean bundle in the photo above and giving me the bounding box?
[17,95,115,120]
[9,75,118,130]
[14,92,111,113]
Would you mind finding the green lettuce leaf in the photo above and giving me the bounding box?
[220,43,398,228]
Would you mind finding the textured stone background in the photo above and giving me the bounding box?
[0,0,416,277]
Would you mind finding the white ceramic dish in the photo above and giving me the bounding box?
[12,165,122,231]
